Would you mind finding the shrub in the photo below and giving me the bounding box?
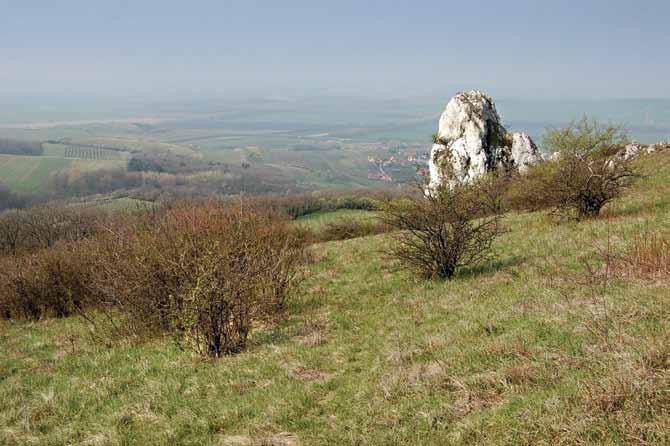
[540,117,639,219]
[380,179,505,279]
[0,209,23,255]
[89,201,306,357]
[0,242,94,320]
[0,206,101,255]
[501,161,558,212]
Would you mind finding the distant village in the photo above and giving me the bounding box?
[367,146,430,182]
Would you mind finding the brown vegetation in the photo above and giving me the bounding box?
[86,201,306,356]
[592,226,670,282]
[0,241,93,320]
[380,179,505,279]
[617,228,670,280]
[0,206,100,255]
[0,199,307,357]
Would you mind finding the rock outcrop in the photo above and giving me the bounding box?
[622,142,669,160]
[428,90,542,189]
[509,132,540,173]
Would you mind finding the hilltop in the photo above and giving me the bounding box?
[0,145,668,444]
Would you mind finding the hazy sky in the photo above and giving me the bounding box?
[2,0,669,100]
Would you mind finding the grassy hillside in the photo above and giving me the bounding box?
[295,209,378,231]
[1,153,669,445]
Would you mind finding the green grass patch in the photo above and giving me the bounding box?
[294,209,377,231]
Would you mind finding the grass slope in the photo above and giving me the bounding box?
[1,153,669,445]
[295,209,378,231]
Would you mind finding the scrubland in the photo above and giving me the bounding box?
[0,151,669,445]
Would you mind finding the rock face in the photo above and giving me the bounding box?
[428,90,542,189]
[510,132,540,173]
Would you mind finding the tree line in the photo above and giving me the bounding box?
[0,138,43,156]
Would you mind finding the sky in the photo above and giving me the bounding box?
[1,0,670,101]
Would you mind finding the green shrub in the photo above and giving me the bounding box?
[507,117,639,220]
[547,117,639,219]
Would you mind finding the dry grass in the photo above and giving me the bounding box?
[618,228,670,280]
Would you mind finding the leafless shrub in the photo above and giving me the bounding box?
[0,242,94,320]
[380,178,505,279]
[552,152,638,220]
[21,206,99,248]
[0,209,23,255]
[505,118,640,219]
[0,206,101,255]
[88,201,306,357]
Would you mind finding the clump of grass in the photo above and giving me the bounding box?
[589,226,670,282]
[578,368,670,443]
[619,228,670,280]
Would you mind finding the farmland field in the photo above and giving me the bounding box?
[0,154,125,192]
[0,155,73,192]
[63,146,124,160]
[44,143,127,160]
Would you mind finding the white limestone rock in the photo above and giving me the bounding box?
[623,143,643,160]
[428,90,541,189]
[509,132,542,173]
